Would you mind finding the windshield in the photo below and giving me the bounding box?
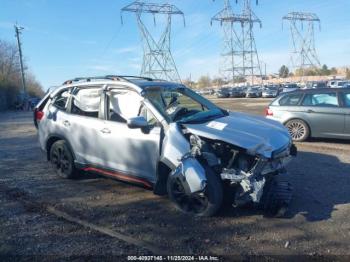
[145,86,227,123]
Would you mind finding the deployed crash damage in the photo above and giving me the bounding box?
[146,86,297,217]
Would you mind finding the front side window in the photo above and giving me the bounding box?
[302,92,338,107]
[278,93,303,106]
[107,90,142,123]
[145,86,226,123]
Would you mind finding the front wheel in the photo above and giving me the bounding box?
[49,140,77,179]
[285,119,310,142]
[167,166,223,217]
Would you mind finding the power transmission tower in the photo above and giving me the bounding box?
[282,12,321,79]
[121,1,185,82]
[211,0,262,85]
[14,24,27,102]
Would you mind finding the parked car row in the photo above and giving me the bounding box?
[215,85,281,98]
[327,80,350,88]
[200,80,350,100]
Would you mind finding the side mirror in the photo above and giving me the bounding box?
[127,116,148,129]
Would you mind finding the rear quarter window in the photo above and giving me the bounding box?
[53,91,69,111]
[276,93,303,106]
[302,92,338,107]
[343,93,350,107]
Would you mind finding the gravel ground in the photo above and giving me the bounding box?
[1,98,350,260]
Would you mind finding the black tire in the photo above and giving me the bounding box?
[260,176,293,217]
[285,119,310,142]
[167,166,223,217]
[49,140,77,179]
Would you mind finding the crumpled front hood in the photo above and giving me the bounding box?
[183,112,291,158]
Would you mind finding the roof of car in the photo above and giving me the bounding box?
[285,88,348,94]
[51,75,184,97]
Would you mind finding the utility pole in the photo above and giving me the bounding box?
[14,24,27,106]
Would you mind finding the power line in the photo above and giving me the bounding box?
[211,0,263,85]
[282,12,321,80]
[121,1,185,82]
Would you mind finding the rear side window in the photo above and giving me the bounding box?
[343,93,350,107]
[302,92,338,107]
[71,88,101,118]
[53,91,69,111]
[278,93,303,106]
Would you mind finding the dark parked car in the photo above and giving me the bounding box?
[282,83,300,93]
[245,87,261,98]
[305,81,327,89]
[266,88,350,141]
[216,88,230,98]
[230,87,245,98]
[262,86,279,98]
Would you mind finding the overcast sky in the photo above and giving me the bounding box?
[0,0,349,88]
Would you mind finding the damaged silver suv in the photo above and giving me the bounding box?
[34,76,296,217]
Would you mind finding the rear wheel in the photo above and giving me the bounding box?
[49,140,77,179]
[285,119,310,142]
[167,166,223,217]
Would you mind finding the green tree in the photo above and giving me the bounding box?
[279,65,289,78]
[320,64,330,76]
[0,39,44,109]
[182,78,195,89]
[197,75,211,89]
[233,76,246,83]
[346,68,350,80]
[212,77,225,87]
[330,67,338,75]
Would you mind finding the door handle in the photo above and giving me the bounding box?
[100,128,111,134]
[63,120,70,127]
[307,109,314,113]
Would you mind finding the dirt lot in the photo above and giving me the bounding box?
[1,98,350,260]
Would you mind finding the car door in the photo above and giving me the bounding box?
[66,85,107,165]
[341,91,350,136]
[300,91,345,138]
[98,88,161,182]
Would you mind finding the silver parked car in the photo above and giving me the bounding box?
[262,86,279,98]
[35,76,296,217]
[245,87,261,98]
[266,88,350,141]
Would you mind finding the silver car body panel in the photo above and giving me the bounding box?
[161,123,190,168]
[178,157,207,193]
[184,112,291,158]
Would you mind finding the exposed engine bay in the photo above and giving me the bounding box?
[172,131,297,214]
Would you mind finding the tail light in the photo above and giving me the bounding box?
[265,107,273,116]
[35,109,44,120]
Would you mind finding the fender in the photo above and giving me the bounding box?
[170,156,207,195]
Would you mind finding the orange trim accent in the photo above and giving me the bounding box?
[83,167,152,188]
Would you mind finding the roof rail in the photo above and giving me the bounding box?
[107,75,154,82]
[62,75,154,85]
